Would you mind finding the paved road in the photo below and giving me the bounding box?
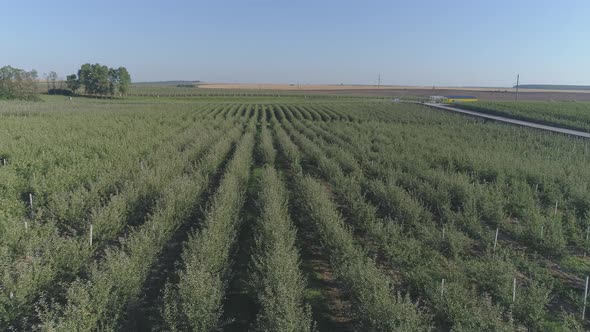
[423,103,590,139]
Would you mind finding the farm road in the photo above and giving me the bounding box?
[423,102,590,139]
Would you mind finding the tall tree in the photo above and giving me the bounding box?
[66,74,80,93]
[117,67,131,96]
[48,71,58,90]
[77,64,91,94]
[108,68,118,95]
[78,63,109,95]
[72,63,131,96]
[107,67,131,96]
[93,64,110,95]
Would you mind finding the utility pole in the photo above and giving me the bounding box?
[515,73,520,101]
[378,73,381,88]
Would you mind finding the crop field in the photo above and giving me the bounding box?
[2,96,590,331]
[126,85,590,103]
[127,85,289,98]
[126,85,378,100]
[455,101,590,133]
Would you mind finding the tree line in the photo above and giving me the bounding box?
[66,63,131,96]
[0,63,131,100]
[0,66,39,100]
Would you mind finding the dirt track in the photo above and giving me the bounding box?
[424,102,590,138]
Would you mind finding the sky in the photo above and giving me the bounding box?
[2,0,590,86]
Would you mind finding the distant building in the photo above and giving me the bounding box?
[429,96,446,103]
[445,95,478,103]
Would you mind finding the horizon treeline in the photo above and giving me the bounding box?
[0,63,131,100]
[0,66,39,100]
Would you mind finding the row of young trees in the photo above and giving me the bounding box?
[66,63,131,96]
[275,103,589,329]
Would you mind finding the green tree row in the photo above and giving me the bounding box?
[163,124,255,331]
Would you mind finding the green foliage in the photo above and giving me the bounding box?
[0,100,242,330]
[78,63,109,95]
[513,280,552,330]
[115,66,131,95]
[257,122,276,165]
[65,74,80,93]
[251,167,313,331]
[164,127,255,331]
[458,101,590,133]
[437,284,521,331]
[276,104,582,330]
[559,312,585,331]
[295,175,432,331]
[75,63,131,96]
[47,71,58,90]
[40,173,210,331]
[1,98,589,330]
[0,65,38,100]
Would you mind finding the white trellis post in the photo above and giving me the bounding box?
[512,278,517,302]
[29,193,33,211]
[441,279,445,297]
[554,201,558,216]
[583,276,589,320]
[493,228,499,251]
[89,224,93,246]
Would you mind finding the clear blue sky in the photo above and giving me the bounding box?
[2,0,589,86]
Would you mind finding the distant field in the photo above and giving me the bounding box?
[200,83,436,91]
[32,81,590,101]
[293,88,590,101]
[126,84,403,100]
[1,95,590,330]
[138,83,590,101]
[455,101,590,133]
[517,84,590,91]
[200,83,590,93]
